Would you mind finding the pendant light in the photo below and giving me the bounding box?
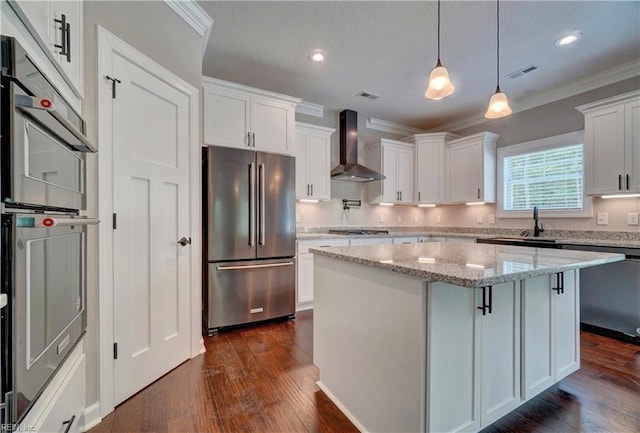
[425,0,454,100]
[485,0,512,119]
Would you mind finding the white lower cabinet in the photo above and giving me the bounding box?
[522,270,579,399]
[296,239,349,309]
[427,281,520,432]
[21,343,86,433]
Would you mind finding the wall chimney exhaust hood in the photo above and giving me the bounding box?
[331,109,385,182]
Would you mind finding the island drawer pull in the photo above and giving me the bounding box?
[477,285,492,315]
[552,272,564,294]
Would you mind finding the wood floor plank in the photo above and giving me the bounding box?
[90,312,639,433]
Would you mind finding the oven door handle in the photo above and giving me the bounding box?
[31,217,100,228]
[15,96,96,152]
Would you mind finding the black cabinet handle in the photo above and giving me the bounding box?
[54,14,71,63]
[62,415,76,433]
[552,272,564,295]
[477,188,481,199]
[252,132,256,147]
[311,184,313,196]
[626,174,630,190]
[619,174,622,190]
[247,132,251,147]
[477,285,493,315]
[418,191,421,202]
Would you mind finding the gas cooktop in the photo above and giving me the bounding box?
[328,229,390,235]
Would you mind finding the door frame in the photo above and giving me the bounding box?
[97,26,203,418]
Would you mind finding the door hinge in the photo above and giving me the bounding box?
[113,342,118,359]
[112,213,117,230]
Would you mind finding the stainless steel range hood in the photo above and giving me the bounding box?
[331,109,385,182]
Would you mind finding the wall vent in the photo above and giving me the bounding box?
[356,90,380,100]
[506,64,538,80]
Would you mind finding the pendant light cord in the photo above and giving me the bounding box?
[437,0,441,60]
[496,0,500,90]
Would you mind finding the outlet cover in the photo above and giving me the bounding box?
[414,215,418,223]
[397,215,402,223]
[488,214,496,224]
[379,214,385,223]
[476,215,483,224]
[596,212,608,225]
[296,213,300,223]
[436,215,442,223]
[628,212,639,226]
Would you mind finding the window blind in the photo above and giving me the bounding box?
[503,144,583,211]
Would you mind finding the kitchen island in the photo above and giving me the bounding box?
[310,242,624,433]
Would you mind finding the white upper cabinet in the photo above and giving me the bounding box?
[577,91,640,195]
[405,133,459,204]
[295,122,334,201]
[367,139,415,204]
[203,77,300,155]
[446,132,499,203]
[8,0,84,98]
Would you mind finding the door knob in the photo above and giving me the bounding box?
[178,237,191,246]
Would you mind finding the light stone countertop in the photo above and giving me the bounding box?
[310,242,625,288]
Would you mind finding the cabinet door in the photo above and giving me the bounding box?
[295,132,309,198]
[625,100,640,192]
[584,105,625,195]
[449,141,482,203]
[306,134,330,200]
[479,282,521,427]
[522,275,554,400]
[382,146,399,203]
[296,253,314,303]
[397,147,414,203]
[427,282,481,433]
[553,270,580,380]
[203,86,251,148]
[415,139,444,203]
[50,1,83,96]
[251,96,294,154]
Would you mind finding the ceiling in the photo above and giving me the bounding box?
[198,1,640,131]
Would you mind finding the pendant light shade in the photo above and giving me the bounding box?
[485,0,511,119]
[485,86,512,118]
[425,0,454,100]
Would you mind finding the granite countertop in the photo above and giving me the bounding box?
[296,230,640,248]
[310,242,625,288]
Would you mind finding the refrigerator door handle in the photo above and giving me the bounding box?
[249,162,256,246]
[259,163,266,246]
[217,262,294,271]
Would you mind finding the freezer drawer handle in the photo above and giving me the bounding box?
[217,262,294,271]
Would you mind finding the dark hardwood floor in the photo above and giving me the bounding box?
[90,311,640,433]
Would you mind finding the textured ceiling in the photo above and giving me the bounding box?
[199,1,640,130]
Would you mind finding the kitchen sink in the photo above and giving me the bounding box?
[477,237,561,248]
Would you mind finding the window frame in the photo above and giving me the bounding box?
[497,131,592,218]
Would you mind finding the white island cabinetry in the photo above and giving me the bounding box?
[312,242,622,433]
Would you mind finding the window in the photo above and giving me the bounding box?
[498,131,592,218]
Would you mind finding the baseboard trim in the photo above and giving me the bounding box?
[315,381,368,433]
[81,402,102,432]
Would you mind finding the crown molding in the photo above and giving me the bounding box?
[202,76,302,105]
[576,89,640,113]
[365,117,425,136]
[296,101,325,118]
[430,59,640,133]
[164,0,214,54]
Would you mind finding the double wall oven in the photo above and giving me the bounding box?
[1,36,97,425]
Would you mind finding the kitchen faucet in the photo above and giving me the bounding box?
[533,206,544,237]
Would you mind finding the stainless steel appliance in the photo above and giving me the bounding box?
[1,36,97,425]
[203,146,296,335]
[563,244,640,341]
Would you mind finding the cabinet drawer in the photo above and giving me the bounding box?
[34,354,86,433]
[297,238,349,254]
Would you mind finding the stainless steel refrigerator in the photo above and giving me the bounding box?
[203,146,296,335]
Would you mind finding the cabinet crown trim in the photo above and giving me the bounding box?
[366,138,415,149]
[576,90,640,113]
[295,122,336,134]
[447,131,500,147]
[202,76,302,105]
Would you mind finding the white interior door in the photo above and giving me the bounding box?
[111,51,191,405]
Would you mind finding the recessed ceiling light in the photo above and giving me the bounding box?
[308,50,325,63]
[554,32,582,47]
